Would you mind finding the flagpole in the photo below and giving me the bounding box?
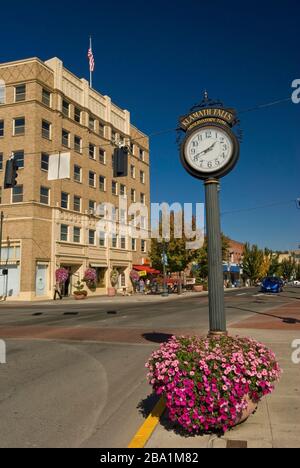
[89,36,93,88]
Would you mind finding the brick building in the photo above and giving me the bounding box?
[0,57,150,300]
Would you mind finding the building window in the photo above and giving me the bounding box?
[13,150,24,169]
[120,236,126,249]
[60,224,68,242]
[15,84,26,102]
[130,165,135,179]
[74,165,82,183]
[89,200,96,214]
[41,153,49,171]
[141,193,146,205]
[73,195,81,212]
[131,238,136,251]
[130,142,135,155]
[112,234,118,248]
[140,170,145,184]
[42,88,51,107]
[74,107,81,123]
[12,185,23,203]
[40,186,50,205]
[61,192,69,209]
[139,148,145,161]
[111,130,117,142]
[89,171,96,188]
[141,240,147,253]
[99,123,105,137]
[112,180,118,196]
[0,80,5,104]
[0,187,2,204]
[74,135,82,153]
[89,230,95,245]
[0,120,4,137]
[89,116,95,131]
[0,153,3,171]
[62,100,70,117]
[120,208,126,224]
[62,129,70,147]
[99,175,106,192]
[13,117,25,136]
[42,120,51,140]
[89,143,96,160]
[141,216,146,229]
[120,184,126,197]
[99,231,106,247]
[73,227,81,243]
[131,189,136,203]
[99,148,106,164]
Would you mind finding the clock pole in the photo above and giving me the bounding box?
[204,178,227,335]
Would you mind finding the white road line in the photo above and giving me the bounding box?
[237,293,247,296]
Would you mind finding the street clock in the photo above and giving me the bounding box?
[178,94,240,180]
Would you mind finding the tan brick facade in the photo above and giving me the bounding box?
[0,57,150,300]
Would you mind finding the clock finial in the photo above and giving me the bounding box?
[204,90,209,101]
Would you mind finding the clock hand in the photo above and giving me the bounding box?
[193,142,217,159]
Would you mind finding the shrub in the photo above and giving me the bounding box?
[146,335,281,434]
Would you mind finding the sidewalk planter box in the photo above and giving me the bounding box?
[193,285,203,292]
[107,287,116,297]
[73,291,88,300]
[146,335,281,434]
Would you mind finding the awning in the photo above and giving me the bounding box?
[223,264,241,273]
[133,265,160,274]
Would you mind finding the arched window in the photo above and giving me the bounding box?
[0,80,5,104]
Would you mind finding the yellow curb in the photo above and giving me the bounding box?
[128,397,166,448]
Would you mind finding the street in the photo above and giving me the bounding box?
[0,287,299,448]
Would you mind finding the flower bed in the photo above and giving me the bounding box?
[146,335,281,434]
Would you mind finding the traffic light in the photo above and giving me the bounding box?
[4,158,18,189]
[113,146,128,178]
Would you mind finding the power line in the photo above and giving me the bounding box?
[221,199,296,216]
[0,95,294,161]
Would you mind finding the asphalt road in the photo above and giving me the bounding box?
[0,287,297,448]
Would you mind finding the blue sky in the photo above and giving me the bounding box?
[1,0,299,251]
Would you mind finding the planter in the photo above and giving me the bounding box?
[74,294,87,300]
[107,287,116,297]
[235,395,258,426]
[193,285,203,292]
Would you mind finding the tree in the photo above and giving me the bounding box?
[191,234,230,280]
[280,257,296,281]
[150,212,195,273]
[242,243,264,284]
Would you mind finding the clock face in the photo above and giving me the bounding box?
[184,126,234,173]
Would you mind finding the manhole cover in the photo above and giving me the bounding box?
[227,440,248,449]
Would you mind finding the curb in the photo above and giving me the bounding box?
[128,397,166,448]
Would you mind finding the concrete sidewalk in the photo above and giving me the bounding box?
[0,287,249,307]
[145,327,300,449]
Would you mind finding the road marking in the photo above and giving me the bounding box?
[128,397,166,448]
[237,293,247,296]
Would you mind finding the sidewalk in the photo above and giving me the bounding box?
[144,302,300,448]
[0,287,248,307]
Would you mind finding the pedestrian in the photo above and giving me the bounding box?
[53,282,62,300]
[139,278,145,294]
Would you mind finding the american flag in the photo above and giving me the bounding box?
[88,45,95,72]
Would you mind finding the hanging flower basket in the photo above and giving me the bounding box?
[55,268,69,284]
[146,335,281,434]
[83,268,97,290]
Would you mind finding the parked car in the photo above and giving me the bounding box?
[292,280,300,286]
[261,277,283,294]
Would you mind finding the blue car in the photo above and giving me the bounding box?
[261,277,283,294]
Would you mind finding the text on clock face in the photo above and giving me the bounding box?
[186,127,233,172]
